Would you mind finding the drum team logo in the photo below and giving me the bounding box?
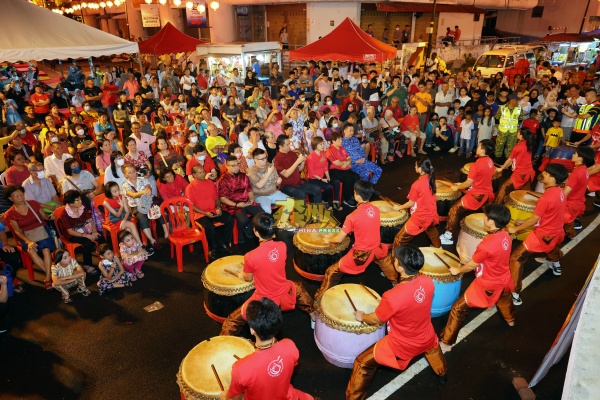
[267,356,285,377]
[475,264,484,278]
[414,286,426,303]
[502,237,510,251]
[366,207,375,219]
[268,247,280,262]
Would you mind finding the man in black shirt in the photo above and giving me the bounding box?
[270,67,284,99]
[83,78,103,110]
[139,77,156,105]
[465,90,482,113]
[22,105,43,135]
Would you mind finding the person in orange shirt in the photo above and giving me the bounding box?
[410,81,432,131]
[401,106,427,156]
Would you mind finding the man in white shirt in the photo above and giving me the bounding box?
[349,70,362,91]
[44,142,73,185]
[129,121,156,156]
[200,108,223,130]
[435,82,454,117]
[222,86,243,106]
[256,98,270,123]
[242,128,266,169]
[179,69,196,94]
[228,68,245,99]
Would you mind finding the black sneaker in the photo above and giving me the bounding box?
[343,198,357,208]
[144,245,155,257]
[574,219,583,230]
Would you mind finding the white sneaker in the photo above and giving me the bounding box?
[511,292,522,306]
[434,146,441,151]
[588,192,596,197]
[448,147,458,153]
[440,231,453,245]
[535,257,548,264]
[549,262,562,276]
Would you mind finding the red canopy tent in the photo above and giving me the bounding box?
[539,33,595,43]
[138,22,207,55]
[289,18,397,63]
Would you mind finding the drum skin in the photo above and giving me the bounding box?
[505,190,539,241]
[456,213,487,263]
[461,162,502,192]
[436,180,461,217]
[293,224,351,281]
[314,283,386,368]
[201,256,255,323]
[419,247,462,317]
[371,201,408,244]
[177,336,254,400]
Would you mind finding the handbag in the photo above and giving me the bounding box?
[158,151,184,177]
[137,194,162,218]
[23,202,49,242]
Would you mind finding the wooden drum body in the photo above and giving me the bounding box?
[436,180,461,218]
[371,200,408,244]
[505,190,539,241]
[419,247,462,318]
[201,256,255,323]
[314,283,386,368]
[461,162,502,192]
[177,336,255,400]
[456,213,487,264]
[293,223,351,281]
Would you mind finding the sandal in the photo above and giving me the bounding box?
[62,295,73,304]
[84,265,98,275]
[78,287,91,297]
[136,270,145,279]
[13,285,25,294]
[324,203,333,211]
[44,280,53,291]
[333,202,343,211]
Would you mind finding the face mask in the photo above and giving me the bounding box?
[333,123,339,128]
[197,155,206,162]
[385,72,390,76]
[50,136,59,143]
[117,104,122,109]
[116,159,125,167]
[36,171,45,179]
[190,136,198,143]
[327,101,333,106]
[77,129,85,136]
[72,167,82,174]
[20,129,26,135]
[300,97,305,102]
[313,105,318,111]
[362,79,368,84]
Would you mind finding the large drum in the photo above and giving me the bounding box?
[314,283,386,368]
[456,213,487,263]
[371,200,408,244]
[436,180,461,218]
[419,247,462,318]
[293,223,351,281]
[201,255,255,323]
[461,162,502,192]
[177,336,255,400]
[505,190,539,241]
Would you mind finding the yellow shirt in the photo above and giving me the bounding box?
[412,92,432,114]
[0,135,13,171]
[545,127,563,148]
[205,135,228,158]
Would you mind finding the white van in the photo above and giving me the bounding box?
[473,46,542,78]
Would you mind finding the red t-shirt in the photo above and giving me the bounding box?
[467,156,494,195]
[5,166,31,186]
[102,83,119,107]
[185,179,218,218]
[401,114,419,132]
[325,145,350,171]
[407,175,437,222]
[31,93,50,114]
[533,186,566,237]
[509,140,534,188]
[273,151,301,188]
[244,240,289,299]
[5,200,44,232]
[471,230,513,290]
[521,118,540,135]
[157,175,189,200]
[375,274,438,361]
[306,151,328,179]
[185,156,216,176]
[228,339,303,400]
[342,202,380,251]
[565,164,589,211]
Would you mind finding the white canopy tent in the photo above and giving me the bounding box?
[0,0,139,63]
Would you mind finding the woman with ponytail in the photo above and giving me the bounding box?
[494,128,536,204]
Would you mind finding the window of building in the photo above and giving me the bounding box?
[531,6,544,18]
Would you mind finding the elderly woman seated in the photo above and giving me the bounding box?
[341,123,382,184]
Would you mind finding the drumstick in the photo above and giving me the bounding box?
[434,253,452,270]
[360,283,379,300]
[438,179,455,187]
[224,269,241,279]
[527,191,542,198]
[381,195,400,208]
[440,251,460,263]
[233,354,240,360]
[344,289,358,312]
[211,364,224,391]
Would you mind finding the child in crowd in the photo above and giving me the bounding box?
[477,106,495,141]
[227,142,249,174]
[97,244,134,296]
[448,106,464,153]
[424,113,439,148]
[544,118,563,157]
[118,230,149,280]
[51,249,91,303]
[208,86,222,118]
[458,111,474,157]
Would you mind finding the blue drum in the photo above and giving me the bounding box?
[419,248,462,317]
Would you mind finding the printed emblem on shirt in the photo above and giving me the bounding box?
[475,263,484,278]
[488,160,493,168]
[268,247,280,262]
[366,206,375,218]
[414,286,426,303]
[502,237,509,251]
[559,191,565,202]
[267,356,284,377]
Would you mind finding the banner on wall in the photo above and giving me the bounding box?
[140,4,161,28]
[186,6,207,28]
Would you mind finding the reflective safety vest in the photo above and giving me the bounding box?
[498,105,521,134]
[573,101,600,133]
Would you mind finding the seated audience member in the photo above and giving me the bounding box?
[205,123,228,163]
[50,249,91,304]
[60,158,102,202]
[153,136,184,176]
[186,144,218,182]
[185,164,234,261]
[228,143,249,174]
[96,139,113,174]
[97,243,134,296]
[273,136,323,203]
[129,121,156,158]
[242,127,266,169]
[306,136,342,211]
[217,155,264,244]
[44,141,74,185]
[184,131,200,161]
[341,123,382,184]
[104,152,127,190]
[70,123,98,172]
[23,162,61,215]
[326,131,360,207]
[157,167,189,200]
[5,131,36,165]
[5,153,31,186]
[80,101,99,121]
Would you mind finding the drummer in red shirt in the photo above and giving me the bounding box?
[441,139,496,245]
[346,245,447,400]
[220,213,315,336]
[508,164,568,306]
[315,180,396,300]
[221,298,319,400]
[563,146,595,237]
[494,128,536,204]
[439,204,516,352]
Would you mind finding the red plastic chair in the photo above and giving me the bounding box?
[53,206,83,259]
[160,196,209,272]
[3,215,35,281]
[93,194,146,254]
